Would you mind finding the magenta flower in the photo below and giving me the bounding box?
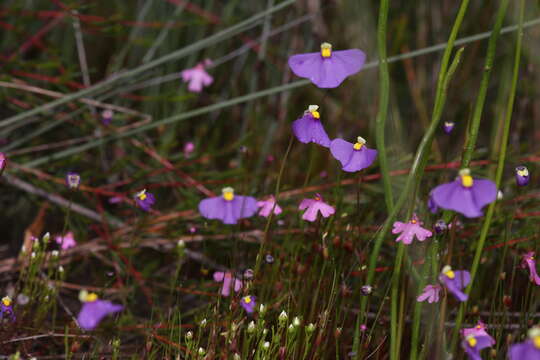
[430,169,497,218]
[183,142,195,158]
[199,187,258,225]
[462,334,493,360]
[55,232,76,250]
[213,271,242,297]
[240,295,256,314]
[0,296,15,322]
[181,60,213,93]
[330,136,377,172]
[416,284,441,303]
[443,121,455,134]
[515,165,530,186]
[509,327,540,360]
[257,195,282,217]
[392,214,432,245]
[439,265,470,302]
[288,42,366,88]
[292,105,331,147]
[134,189,155,212]
[299,194,335,222]
[66,172,81,189]
[101,109,113,125]
[77,291,123,331]
[0,152,7,173]
[522,252,540,286]
[461,321,495,346]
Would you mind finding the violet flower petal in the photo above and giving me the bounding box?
[77,300,123,331]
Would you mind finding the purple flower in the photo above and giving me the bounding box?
[55,232,76,250]
[198,187,258,225]
[181,60,213,93]
[509,327,540,360]
[292,105,331,147]
[439,265,470,302]
[443,121,455,134]
[134,189,156,212]
[416,284,441,303]
[434,219,447,234]
[240,295,256,314]
[183,142,195,157]
[0,152,6,173]
[522,252,540,286]
[66,172,81,189]
[257,195,282,217]
[516,165,530,186]
[330,136,377,172]
[288,42,366,88]
[299,194,335,222]
[0,296,15,322]
[430,169,497,218]
[77,291,123,331]
[101,109,113,125]
[461,321,495,346]
[462,334,493,360]
[213,271,242,297]
[392,214,432,245]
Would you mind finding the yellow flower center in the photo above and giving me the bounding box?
[476,325,482,329]
[136,189,147,200]
[411,219,417,224]
[467,337,477,347]
[311,111,320,119]
[320,42,332,58]
[444,270,455,279]
[222,187,235,201]
[534,336,540,349]
[244,296,252,304]
[2,297,11,306]
[353,142,363,150]
[461,175,473,188]
[517,168,529,177]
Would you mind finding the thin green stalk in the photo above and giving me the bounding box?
[375,0,393,213]
[451,0,522,350]
[390,243,405,359]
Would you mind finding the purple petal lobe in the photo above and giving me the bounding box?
[77,300,123,331]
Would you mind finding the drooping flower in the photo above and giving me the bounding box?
[461,321,495,346]
[134,189,155,212]
[257,195,282,217]
[521,252,540,286]
[416,284,441,303]
[66,172,81,189]
[198,187,258,225]
[515,165,530,186]
[101,109,113,125]
[439,265,470,302]
[330,136,377,172]
[430,169,497,218]
[299,194,335,222]
[77,290,123,331]
[55,232,76,250]
[392,214,432,245]
[461,334,493,360]
[181,60,213,93]
[288,42,366,88]
[213,271,242,297]
[443,121,455,134]
[434,219,447,234]
[509,327,540,360]
[183,142,195,158]
[292,105,331,147]
[0,296,15,322]
[240,295,256,314]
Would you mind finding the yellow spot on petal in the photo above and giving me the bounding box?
[461,175,474,188]
[534,336,540,349]
[467,337,477,347]
[353,142,363,150]
[222,187,235,201]
[244,296,252,304]
[136,189,147,200]
[517,168,529,177]
[85,293,98,302]
[2,296,11,306]
[445,270,455,279]
[320,42,332,58]
[311,111,320,119]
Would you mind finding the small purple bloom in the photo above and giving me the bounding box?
[66,172,81,189]
[439,266,470,302]
[0,152,6,173]
[416,284,441,303]
[434,219,447,234]
[461,321,495,346]
[240,295,256,314]
[288,42,366,88]
[360,285,373,296]
[181,60,213,93]
[330,136,377,172]
[292,105,331,148]
[183,142,195,157]
[55,232,76,250]
[257,195,282,217]
[299,194,335,222]
[213,271,242,297]
[101,109,113,125]
[430,169,497,218]
[443,121,455,134]
[392,214,432,245]
[516,165,530,186]
[134,189,155,212]
[77,291,123,331]
[198,187,258,225]
[462,334,493,360]
[0,296,15,322]
[509,327,540,360]
[522,252,540,286]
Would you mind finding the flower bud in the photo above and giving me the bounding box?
[293,316,301,327]
[198,347,205,356]
[360,285,373,296]
[306,323,316,333]
[185,331,193,340]
[247,321,256,333]
[263,341,270,350]
[278,311,288,324]
[200,318,207,328]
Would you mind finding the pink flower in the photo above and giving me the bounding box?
[416,284,441,303]
[299,194,335,222]
[392,214,432,245]
[183,142,195,157]
[55,232,76,250]
[213,271,242,297]
[522,252,540,285]
[181,60,213,93]
[257,195,282,217]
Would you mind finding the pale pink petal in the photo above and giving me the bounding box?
[316,202,335,218]
[213,271,225,282]
[299,199,314,210]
